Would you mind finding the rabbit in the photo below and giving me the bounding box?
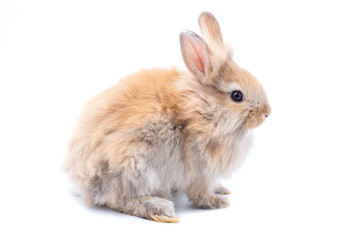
[65,11,271,223]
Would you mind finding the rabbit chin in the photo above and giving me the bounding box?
[241,114,267,130]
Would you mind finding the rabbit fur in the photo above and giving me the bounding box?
[65,12,271,223]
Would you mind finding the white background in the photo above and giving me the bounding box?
[1,0,359,239]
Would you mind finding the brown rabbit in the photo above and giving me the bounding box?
[65,12,271,223]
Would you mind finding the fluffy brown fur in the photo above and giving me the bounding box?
[65,12,271,223]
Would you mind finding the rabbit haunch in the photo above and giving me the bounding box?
[65,12,270,223]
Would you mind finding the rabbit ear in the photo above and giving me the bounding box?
[198,12,223,46]
[180,31,210,77]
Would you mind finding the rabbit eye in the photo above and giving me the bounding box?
[230,90,244,102]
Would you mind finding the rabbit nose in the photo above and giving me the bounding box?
[263,104,271,118]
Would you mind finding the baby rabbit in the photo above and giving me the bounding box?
[65,12,271,223]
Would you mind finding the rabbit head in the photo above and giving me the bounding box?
[179,12,271,132]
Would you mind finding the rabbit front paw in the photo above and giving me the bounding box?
[192,194,230,209]
[214,185,231,195]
